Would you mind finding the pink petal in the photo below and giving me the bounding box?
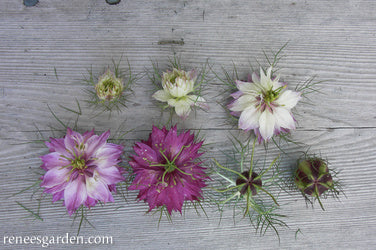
[230,90,243,99]
[86,173,113,203]
[64,128,78,155]
[82,129,95,140]
[52,190,64,202]
[85,196,98,208]
[45,138,66,154]
[96,166,125,184]
[85,130,110,157]
[40,152,70,170]
[133,142,158,163]
[41,167,70,188]
[64,175,87,215]
[150,126,168,149]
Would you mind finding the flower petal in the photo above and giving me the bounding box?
[238,106,260,131]
[169,78,192,97]
[274,107,296,130]
[85,130,110,157]
[152,90,171,102]
[45,138,66,154]
[259,110,276,141]
[251,72,260,83]
[96,166,125,184]
[41,166,70,188]
[173,98,194,119]
[187,95,208,110]
[64,175,87,215]
[86,172,113,203]
[235,80,258,94]
[228,94,255,112]
[276,90,301,109]
[40,152,70,170]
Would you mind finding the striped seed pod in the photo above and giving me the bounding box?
[294,157,333,197]
[236,171,262,196]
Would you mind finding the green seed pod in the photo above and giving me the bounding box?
[294,158,333,198]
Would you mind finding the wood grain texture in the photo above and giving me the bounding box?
[1,0,376,249]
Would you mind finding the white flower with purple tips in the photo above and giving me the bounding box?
[228,67,301,143]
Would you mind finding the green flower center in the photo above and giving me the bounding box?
[102,79,116,91]
[71,157,87,171]
[153,147,196,186]
[263,89,279,103]
[164,160,177,173]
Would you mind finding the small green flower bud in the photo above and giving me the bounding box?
[95,69,124,101]
[294,157,333,198]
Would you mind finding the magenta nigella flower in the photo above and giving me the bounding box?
[40,128,125,215]
[128,125,208,214]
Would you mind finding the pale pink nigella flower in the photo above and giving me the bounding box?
[128,125,208,214]
[228,66,301,143]
[40,128,125,215]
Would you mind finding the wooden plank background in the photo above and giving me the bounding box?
[1,0,376,249]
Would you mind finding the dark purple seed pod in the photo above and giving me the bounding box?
[236,171,262,196]
[294,157,333,197]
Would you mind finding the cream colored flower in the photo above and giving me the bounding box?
[153,68,207,119]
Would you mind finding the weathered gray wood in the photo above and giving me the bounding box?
[1,0,376,249]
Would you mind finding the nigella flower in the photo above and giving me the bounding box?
[95,69,124,101]
[40,128,125,215]
[128,125,209,214]
[152,68,208,119]
[228,66,301,143]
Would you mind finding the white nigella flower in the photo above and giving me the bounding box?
[152,68,207,119]
[228,67,301,143]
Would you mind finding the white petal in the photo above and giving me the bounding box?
[186,79,195,93]
[260,67,268,86]
[229,95,255,112]
[266,66,272,79]
[272,80,284,90]
[174,98,194,119]
[167,98,178,107]
[169,78,192,97]
[276,90,301,109]
[251,72,260,83]
[274,107,296,129]
[188,95,208,110]
[235,80,258,94]
[239,106,260,130]
[259,110,276,140]
[152,90,171,102]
